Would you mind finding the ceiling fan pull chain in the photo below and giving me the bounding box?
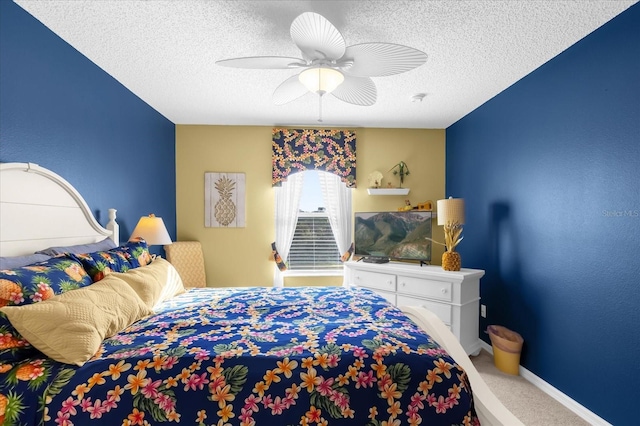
[318,69,323,122]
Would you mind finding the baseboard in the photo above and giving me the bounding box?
[479,341,612,426]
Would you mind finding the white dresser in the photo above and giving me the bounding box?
[343,261,484,355]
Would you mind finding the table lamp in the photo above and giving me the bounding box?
[129,214,172,247]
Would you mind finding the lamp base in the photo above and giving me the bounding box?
[442,251,461,271]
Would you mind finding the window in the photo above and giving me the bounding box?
[287,210,342,271]
[286,171,343,272]
[274,170,352,284]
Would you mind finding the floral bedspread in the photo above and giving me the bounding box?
[1,287,479,425]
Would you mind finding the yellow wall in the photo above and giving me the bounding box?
[176,125,445,287]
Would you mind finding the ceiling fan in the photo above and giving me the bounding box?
[216,12,428,119]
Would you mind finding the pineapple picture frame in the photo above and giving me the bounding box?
[205,172,246,227]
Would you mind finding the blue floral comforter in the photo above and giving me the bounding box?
[1,286,479,425]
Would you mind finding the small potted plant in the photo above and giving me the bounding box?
[389,161,410,187]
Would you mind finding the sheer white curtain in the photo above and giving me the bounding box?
[273,172,304,287]
[318,171,352,257]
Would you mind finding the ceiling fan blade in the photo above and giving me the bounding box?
[216,56,306,69]
[330,75,377,106]
[272,74,310,105]
[341,43,428,77]
[290,12,346,61]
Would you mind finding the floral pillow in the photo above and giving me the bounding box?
[70,239,152,282]
[0,317,33,364]
[0,257,92,363]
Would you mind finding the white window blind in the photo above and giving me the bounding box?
[287,211,341,270]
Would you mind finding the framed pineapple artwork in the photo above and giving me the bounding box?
[205,172,246,227]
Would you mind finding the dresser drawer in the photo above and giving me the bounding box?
[397,295,452,325]
[397,275,453,302]
[353,270,396,292]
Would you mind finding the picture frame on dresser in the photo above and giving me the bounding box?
[343,260,484,356]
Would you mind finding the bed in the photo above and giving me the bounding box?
[0,162,522,425]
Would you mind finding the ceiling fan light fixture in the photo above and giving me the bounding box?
[298,67,344,95]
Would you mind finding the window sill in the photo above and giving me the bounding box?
[283,269,343,277]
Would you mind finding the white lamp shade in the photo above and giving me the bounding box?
[298,67,345,94]
[129,214,172,246]
[437,197,465,225]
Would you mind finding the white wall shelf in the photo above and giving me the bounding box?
[367,188,410,195]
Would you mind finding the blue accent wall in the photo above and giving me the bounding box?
[447,4,639,424]
[0,0,176,247]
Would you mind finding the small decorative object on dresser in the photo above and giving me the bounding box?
[437,197,465,271]
[397,199,413,211]
[344,261,484,355]
[417,200,433,211]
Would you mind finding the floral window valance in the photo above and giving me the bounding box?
[272,128,356,188]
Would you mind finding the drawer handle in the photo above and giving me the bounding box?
[441,288,448,294]
[401,282,406,287]
[388,280,393,285]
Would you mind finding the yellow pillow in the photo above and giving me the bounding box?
[0,275,152,366]
[110,258,169,309]
[111,257,186,309]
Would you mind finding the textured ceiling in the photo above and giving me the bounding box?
[15,0,638,128]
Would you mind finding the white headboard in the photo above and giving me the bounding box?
[0,162,118,257]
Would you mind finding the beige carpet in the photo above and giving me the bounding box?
[471,350,590,426]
